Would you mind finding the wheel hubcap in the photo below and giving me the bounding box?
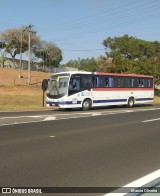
[84,102,89,108]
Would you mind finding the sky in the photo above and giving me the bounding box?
[0,0,160,64]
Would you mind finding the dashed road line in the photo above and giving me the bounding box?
[50,136,55,138]
[43,116,56,121]
[142,118,160,123]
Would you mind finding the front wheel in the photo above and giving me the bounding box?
[82,99,91,110]
[128,97,134,107]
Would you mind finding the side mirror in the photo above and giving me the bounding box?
[42,79,48,91]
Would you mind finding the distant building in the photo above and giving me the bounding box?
[0,57,78,73]
[50,65,78,73]
[0,57,38,70]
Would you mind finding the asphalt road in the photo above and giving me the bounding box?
[0,104,160,194]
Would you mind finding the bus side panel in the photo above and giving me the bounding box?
[91,88,154,107]
[92,90,127,107]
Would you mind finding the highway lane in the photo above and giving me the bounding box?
[0,106,160,193]
[0,104,160,126]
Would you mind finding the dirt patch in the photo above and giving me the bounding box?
[0,68,52,111]
[0,85,41,95]
[0,85,47,111]
[0,68,51,86]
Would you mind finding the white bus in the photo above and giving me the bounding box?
[43,71,154,110]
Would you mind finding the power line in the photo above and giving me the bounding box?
[61,49,105,52]
[1,0,160,60]
[36,0,141,31]
[36,0,159,34]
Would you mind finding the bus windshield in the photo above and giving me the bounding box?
[47,75,69,98]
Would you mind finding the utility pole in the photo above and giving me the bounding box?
[28,28,31,85]
[25,25,36,85]
[19,28,23,78]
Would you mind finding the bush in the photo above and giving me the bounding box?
[154,88,160,96]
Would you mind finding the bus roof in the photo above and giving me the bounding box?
[51,71,153,78]
[96,72,153,78]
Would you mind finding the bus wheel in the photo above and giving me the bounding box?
[128,97,134,107]
[82,99,91,110]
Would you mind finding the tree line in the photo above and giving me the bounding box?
[63,35,160,83]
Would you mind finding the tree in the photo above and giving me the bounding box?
[0,27,40,68]
[63,57,98,72]
[103,35,155,61]
[79,58,98,72]
[95,56,112,72]
[63,59,79,68]
[0,41,7,68]
[35,41,62,70]
[102,35,160,82]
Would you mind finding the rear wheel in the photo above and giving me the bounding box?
[128,97,134,107]
[82,99,91,110]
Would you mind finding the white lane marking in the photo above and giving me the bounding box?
[50,136,55,138]
[0,120,44,126]
[0,113,91,120]
[43,116,56,121]
[0,115,44,119]
[104,169,160,196]
[92,112,101,116]
[55,115,92,120]
[142,118,160,123]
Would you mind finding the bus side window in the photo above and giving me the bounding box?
[92,77,96,87]
[85,78,91,88]
[69,75,80,90]
[139,78,144,87]
[69,76,75,90]
[131,78,134,87]
[134,78,139,87]
[143,78,147,87]
[150,78,153,88]
[81,75,93,89]
[76,79,80,90]
[108,77,114,87]
[117,77,121,87]
[95,76,105,87]
[96,77,99,87]
[124,77,131,87]
[145,78,153,88]
[131,78,139,88]
[105,77,108,87]
[145,78,152,88]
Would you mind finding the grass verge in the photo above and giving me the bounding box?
[0,85,160,111]
[0,85,49,111]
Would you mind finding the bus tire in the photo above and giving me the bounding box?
[128,97,134,107]
[82,99,92,110]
